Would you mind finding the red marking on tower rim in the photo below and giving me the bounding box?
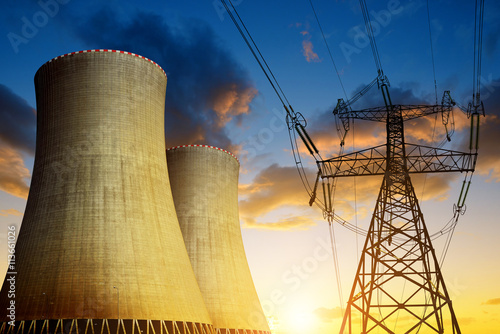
[167,145,240,165]
[40,49,167,77]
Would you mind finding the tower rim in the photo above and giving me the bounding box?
[35,49,167,78]
[167,144,240,165]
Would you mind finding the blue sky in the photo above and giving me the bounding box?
[1,0,499,332]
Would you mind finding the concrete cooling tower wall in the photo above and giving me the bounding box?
[166,145,271,334]
[0,50,214,334]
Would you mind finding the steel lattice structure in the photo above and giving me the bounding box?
[326,89,476,333]
[218,0,484,331]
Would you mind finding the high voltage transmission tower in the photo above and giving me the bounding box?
[221,0,485,332]
[326,78,476,333]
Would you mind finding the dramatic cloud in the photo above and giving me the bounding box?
[483,298,500,305]
[0,84,36,154]
[0,208,22,217]
[71,8,257,152]
[0,81,34,199]
[238,164,314,220]
[237,155,459,231]
[238,163,376,230]
[238,163,352,230]
[411,173,457,202]
[0,145,30,199]
[302,83,443,157]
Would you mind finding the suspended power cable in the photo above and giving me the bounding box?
[288,119,315,196]
[359,0,383,75]
[426,0,438,104]
[308,0,349,101]
[434,0,486,269]
[439,216,460,268]
[221,0,475,254]
[472,0,485,107]
[221,0,324,205]
[328,222,345,317]
[220,0,290,108]
[352,120,359,262]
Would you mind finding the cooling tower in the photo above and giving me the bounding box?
[0,50,214,334]
[166,145,271,334]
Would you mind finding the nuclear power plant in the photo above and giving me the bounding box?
[0,50,269,334]
[166,145,270,334]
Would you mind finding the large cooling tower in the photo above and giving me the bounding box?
[0,50,214,334]
[166,145,271,334]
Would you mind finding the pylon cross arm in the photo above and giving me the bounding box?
[318,144,386,177]
[338,104,452,123]
[405,144,476,174]
[318,144,475,178]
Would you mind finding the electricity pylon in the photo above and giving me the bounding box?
[319,82,476,333]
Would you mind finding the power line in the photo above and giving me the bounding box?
[359,0,383,76]
[472,0,485,107]
[220,0,290,108]
[426,0,438,104]
[308,0,349,101]
[328,222,345,318]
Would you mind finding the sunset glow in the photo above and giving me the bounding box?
[0,0,499,333]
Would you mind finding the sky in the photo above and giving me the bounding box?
[0,0,499,333]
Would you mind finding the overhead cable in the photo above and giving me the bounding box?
[220,0,290,108]
[308,0,349,101]
[359,0,383,75]
[472,0,485,107]
[426,0,438,104]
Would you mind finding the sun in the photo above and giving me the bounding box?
[285,307,316,333]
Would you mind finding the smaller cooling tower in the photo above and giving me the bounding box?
[166,145,271,334]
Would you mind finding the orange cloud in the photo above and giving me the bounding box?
[238,158,460,232]
[0,144,30,199]
[0,208,23,217]
[209,84,257,126]
[302,40,321,63]
[238,163,378,230]
[239,164,311,217]
[242,215,317,231]
[483,298,500,305]
[301,118,386,158]
[411,173,458,201]
[402,108,471,146]
[294,21,321,63]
